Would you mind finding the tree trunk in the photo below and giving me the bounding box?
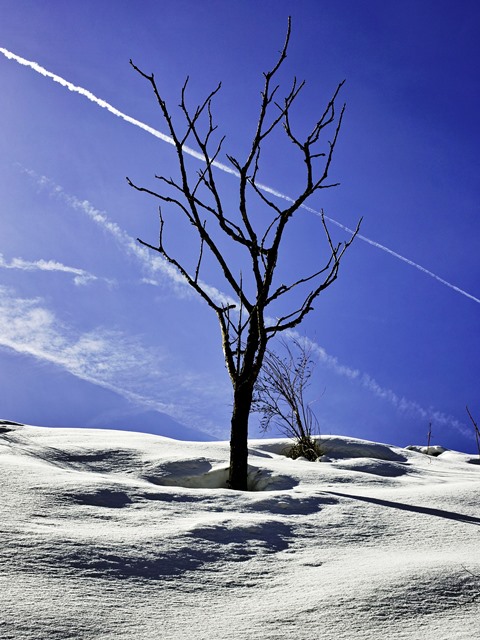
[228,379,255,490]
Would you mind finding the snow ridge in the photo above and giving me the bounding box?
[1,423,479,639]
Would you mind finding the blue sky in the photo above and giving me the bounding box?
[0,0,479,451]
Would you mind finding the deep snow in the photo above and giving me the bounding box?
[1,420,479,639]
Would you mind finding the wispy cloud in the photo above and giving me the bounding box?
[19,168,191,292]
[2,46,478,305]
[0,252,98,286]
[21,167,237,307]
[290,332,468,436]
[0,285,227,435]
[0,285,164,406]
[359,372,468,436]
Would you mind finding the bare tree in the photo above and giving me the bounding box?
[127,18,361,490]
[254,337,323,460]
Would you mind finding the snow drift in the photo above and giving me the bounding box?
[1,420,479,639]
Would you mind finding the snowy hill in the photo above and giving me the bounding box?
[1,420,479,639]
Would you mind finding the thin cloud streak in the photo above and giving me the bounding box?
[20,168,190,290]
[22,168,237,308]
[291,332,468,437]
[0,252,98,286]
[2,46,478,305]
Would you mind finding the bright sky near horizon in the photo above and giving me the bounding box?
[0,0,479,451]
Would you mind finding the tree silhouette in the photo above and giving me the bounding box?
[128,18,360,489]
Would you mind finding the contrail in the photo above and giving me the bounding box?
[1,47,478,306]
[0,47,239,178]
[255,184,480,306]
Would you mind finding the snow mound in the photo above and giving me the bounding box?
[1,424,480,640]
[253,434,407,461]
[330,458,412,477]
[317,435,407,461]
[405,444,447,456]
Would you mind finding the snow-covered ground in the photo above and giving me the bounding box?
[1,420,479,639]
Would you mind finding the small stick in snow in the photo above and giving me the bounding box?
[466,406,480,459]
